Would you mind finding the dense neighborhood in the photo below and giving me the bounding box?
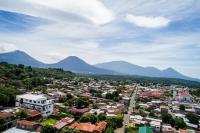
[0,63,200,133]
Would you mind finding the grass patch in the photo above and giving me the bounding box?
[41,118,57,126]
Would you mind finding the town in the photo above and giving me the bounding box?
[0,63,200,133]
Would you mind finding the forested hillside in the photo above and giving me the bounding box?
[0,62,75,106]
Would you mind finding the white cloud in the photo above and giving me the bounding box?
[0,0,200,78]
[0,43,17,53]
[125,14,170,28]
[22,0,114,25]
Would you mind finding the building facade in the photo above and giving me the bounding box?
[16,93,54,117]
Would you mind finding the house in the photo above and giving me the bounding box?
[162,124,173,133]
[179,129,188,133]
[0,112,17,131]
[48,91,66,99]
[54,117,74,130]
[16,93,54,117]
[16,120,39,132]
[69,121,107,133]
[69,107,90,114]
[175,92,193,103]
[80,93,92,98]
[89,109,104,115]
[150,121,161,133]
[160,105,169,113]
[27,110,42,120]
[138,126,153,133]
[129,115,146,127]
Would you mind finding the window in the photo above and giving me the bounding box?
[34,101,36,103]
[29,100,32,103]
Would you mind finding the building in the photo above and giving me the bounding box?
[16,93,54,117]
[150,121,161,133]
[54,117,74,130]
[162,124,173,133]
[175,92,193,103]
[69,121,107,133]
[0,112,17,131]
[16,120,39,132]
[138,126,153,133]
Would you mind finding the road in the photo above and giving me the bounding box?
[115,86,138,133]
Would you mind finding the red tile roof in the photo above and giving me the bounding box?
[69,122,107,133]
[179,92,191,97]
[141,91,162,97]
[17,120,39,126]
[80,93,92,97]
[54,117,74,130]
[0,112,13,119]
[180,129,188,133]
[53,108,60,114]
[95,121,107,132]
[27,110,42,117]
[69,107,90,114]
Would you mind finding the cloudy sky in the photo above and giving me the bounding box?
[0,0,200,78]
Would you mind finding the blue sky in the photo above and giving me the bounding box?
[0,0,200,78]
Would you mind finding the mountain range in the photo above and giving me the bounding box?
[0,50,199,82]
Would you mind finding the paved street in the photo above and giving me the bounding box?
[115,86,138,133]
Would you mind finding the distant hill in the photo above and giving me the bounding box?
[0,50,117,75]
[47,56,118,75]
[0,50,45,67]
[95,61,200,82]
[0,50,199,82]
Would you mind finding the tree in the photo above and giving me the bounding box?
[106,114,124,129]
[75,97,89,109]
[15,109,28,119]
[186,113,199,125]
[161,113,175,127]
[104,127,114,133]
[174,118,186,130]
[105,93,112,99]
[179,105,185,111]
[0,93,9,106]
[61,127,80,133]
[41,125,56,133]
[0,118,6,132]
[80,114,97,124]
[98,113,106,121]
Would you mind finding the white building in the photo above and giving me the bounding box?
[16,93,54,117]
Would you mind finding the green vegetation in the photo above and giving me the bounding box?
[41,119,57,126]
[186,113,199,125]
[79,114,97,124]
[179,105,185,111]
[161,113,175,127]
[41,125,56,133]
[0,62,75,107]
[105,91,121,102]
[125,126,137,133]
[88,74,200,88]
[190,88,200,97]
[75,97,90,109]
[106,114,124,129]
[98,113,106,121]
[174,117,186,130]
[0,86,21,106]
[0,117,6,132]
[104,127,115,133]
[61,127,80,133]
[15,109,28,119]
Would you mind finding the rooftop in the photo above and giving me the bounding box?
[17,93,47,100]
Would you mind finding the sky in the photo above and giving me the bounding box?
[0,0,200,78]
